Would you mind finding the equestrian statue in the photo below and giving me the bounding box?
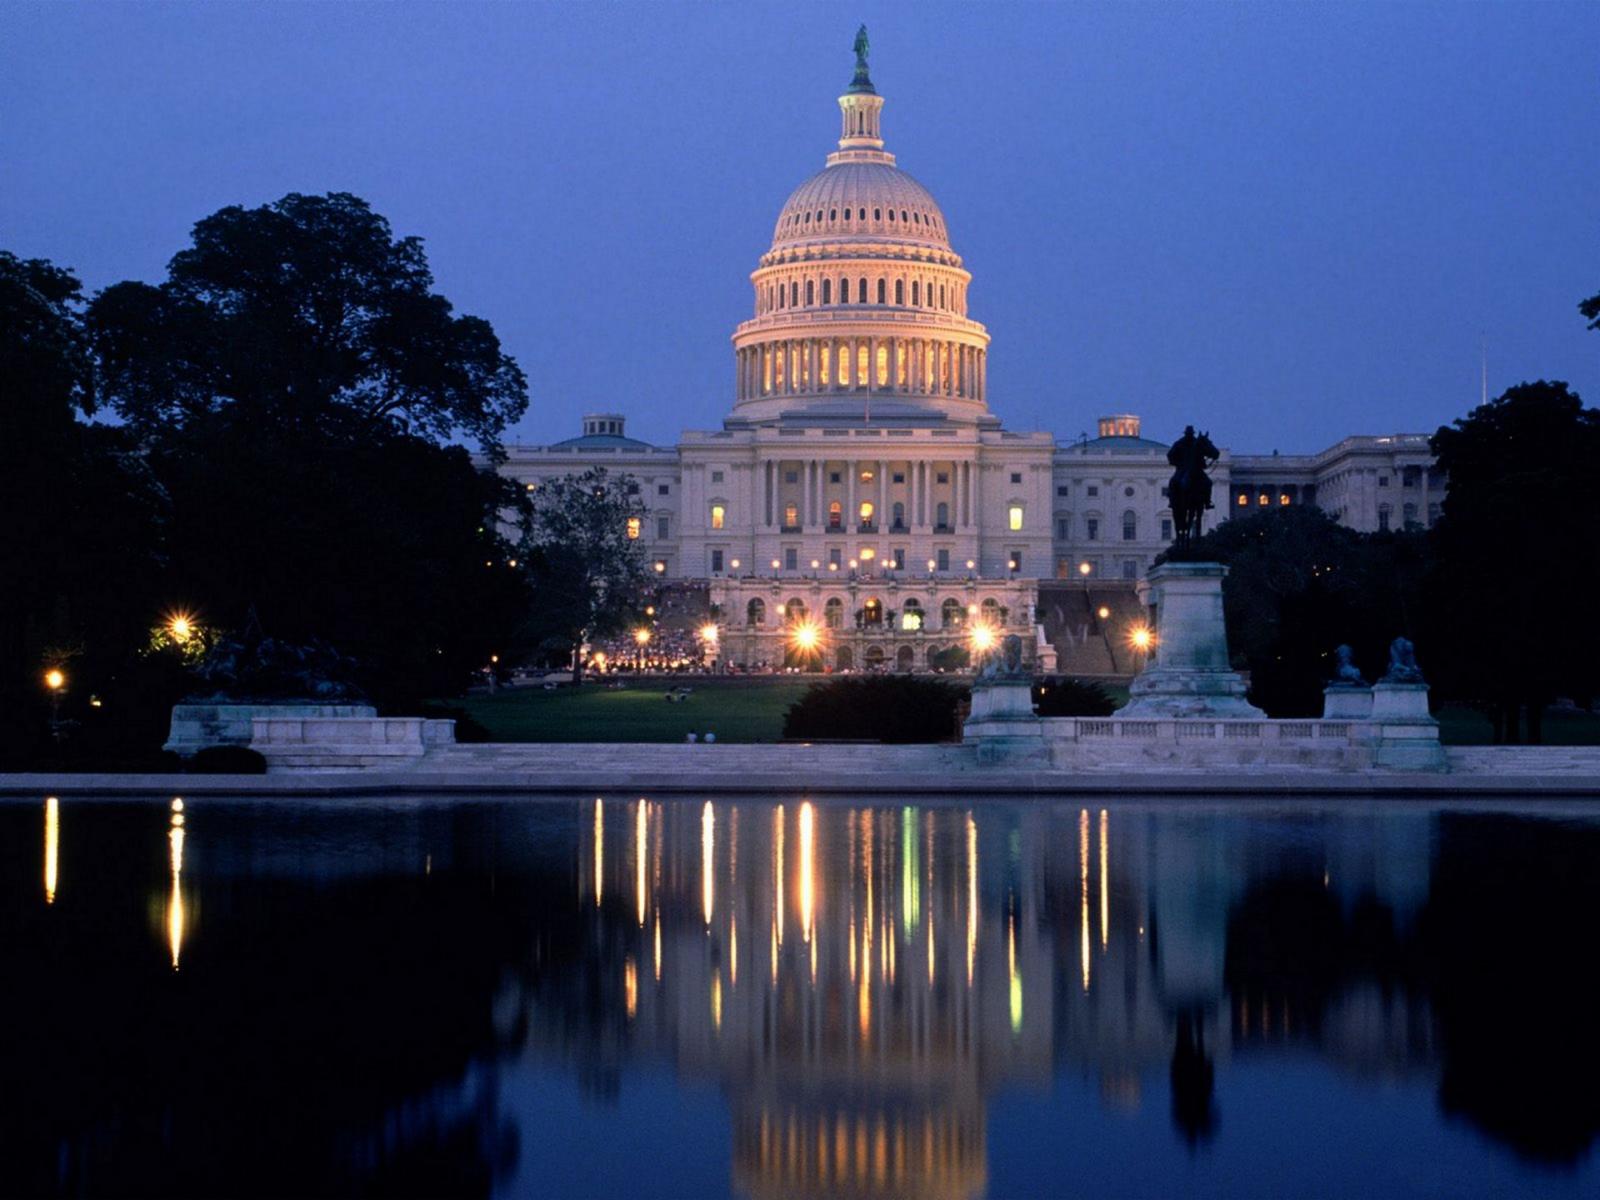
[1167,425,1220,552]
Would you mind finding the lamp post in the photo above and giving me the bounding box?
[634,627,651,672]
[43,668,66,743]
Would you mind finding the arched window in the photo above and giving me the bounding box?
[790,282,798,307]
[858,207,866,220]
[935,501,950,530]
[912,280,920,306]
[1009,504,1024,532]
[805,280,814,305]
[941,598,964,629]
[858,277,867,303]
[895,279,904,305]
[843,208,851,223]
[829,208,836,221]
[873,208,881,221]
[888,208,895,222]
[747,598,765,627]
[862,598,883,626]
[858,500,875,527]
[892,501,906,530]
[981,598,1000,624]
[839,276,849,303]
[1122,511,1137,541]
[821,278,831,304]
[876,278,886,304]
[824,597,844,629]
[900,210,908,222]
[785,598,807,624]
[901,598,923,631]
[828,500,842,530]
[776,285,784,310]
[940,283,946,308]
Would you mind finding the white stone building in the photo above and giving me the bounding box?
[500,51,1441,671]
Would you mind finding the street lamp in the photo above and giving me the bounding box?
[633,627,651,673]
[1078,561,1092,577]
[789,619,823,670]
[1097,606,1110,620]
[730,558,741,572]
[653,561,666,575]
[44,668,66,743]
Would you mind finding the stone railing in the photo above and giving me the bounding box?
[1051,718,1360,745]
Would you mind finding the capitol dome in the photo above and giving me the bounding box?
[730,44,991,424]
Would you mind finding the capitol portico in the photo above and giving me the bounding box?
[500,43,1443,673]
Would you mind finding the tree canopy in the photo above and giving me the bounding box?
[89,192,527,456]
[1426,380,1600,737]
[521,469,651,682]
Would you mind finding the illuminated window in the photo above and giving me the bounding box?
[1008,505,1024,532]
[901,600,923,630]
[1237,493,1248,507]
[1279,493,1291,506]
[825,598,843,628]
[819,342,831,385]
[857,342,868,384]
[859,501,874,524]
[896,342,907,386]
[838,340,851,386]
[1257,493,1269,506]
[626,517,641,540]
[875,343,888,386]
[784,504,798,529]
[860,548,876,563]
[710,504,725,530]
[828,501,842,529]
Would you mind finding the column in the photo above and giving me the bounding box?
[878,460,887,533]
[979,350,987,402]
[868,336,879,392]
[847,463,857,535]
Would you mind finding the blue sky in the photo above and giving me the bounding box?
[4,1,1597,451]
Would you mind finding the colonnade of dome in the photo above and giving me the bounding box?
[730,56,990,419]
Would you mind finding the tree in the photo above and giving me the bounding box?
[89,191,526,457]
[1427,381,1600,741]
[0,252,170,764]
[79,194,536,713]
[521,469,650,683]
[1162,506,1427,716]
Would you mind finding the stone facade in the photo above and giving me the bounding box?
[496,51,1444,669]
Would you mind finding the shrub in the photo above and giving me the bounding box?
[188,744,268,774]
[418,703,492,743]
[929,645,970,672]
[783,676,969,743]
[1034,677,1116,717]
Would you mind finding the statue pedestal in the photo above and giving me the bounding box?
[1366,682,1446,770]
[1322,686,1374,720]
[1117,562,1265,719]
[165,702,377,755]
[964,681,1046,764]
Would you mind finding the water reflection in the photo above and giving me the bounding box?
[4,797,1599,1197]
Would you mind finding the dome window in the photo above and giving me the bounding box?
[816,210,823,222]
[895,279,904,305]
[821,279,831,304]
[901,210,908,222]
[873,208,881,221]
[876,279,886,304]
[887,208,895,221]
[843,208,851,222]
[913,212,920,224]
[804,212,811,224]
[829,208,836,221]
[858,207,866,220]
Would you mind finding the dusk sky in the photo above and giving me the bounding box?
[5,1,1598,452]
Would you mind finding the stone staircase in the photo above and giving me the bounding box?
[1036,581,1141,679]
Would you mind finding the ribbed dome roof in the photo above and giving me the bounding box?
[771,161,950,252]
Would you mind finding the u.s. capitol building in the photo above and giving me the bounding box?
[500,48,1442,673]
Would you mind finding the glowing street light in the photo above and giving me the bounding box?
[653,561,666,575]
[43,668,67,743]
[791,622,821,652]
[634,628,652,647]
[1129,626,1154,652]
[1097,606,1111,620]
[730,558,741,571]
[771,558,781,572]
[44,668,65,692]
[969,624,997,656]
[168,613,195,642]
[1078,562,1092,577]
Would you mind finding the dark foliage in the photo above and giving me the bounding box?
[1425,381,1600,741]
[188,745,268,774]
[417,703,493,743]
[1034,676,1116,717]
[929,644,971,671]
[782,675,968,743]
[88,192,526,457]
[0,252,170,765]
[1159,506,1427,717]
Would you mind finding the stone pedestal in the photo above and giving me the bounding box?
[1117,562,1265,719]
[963,681,1047,763]
[1322,686,1374,720]
[165,702,377,755]
[1366,682,1446,770]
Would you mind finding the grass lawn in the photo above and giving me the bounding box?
[450,677,817,743]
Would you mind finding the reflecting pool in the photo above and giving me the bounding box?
[4,795,1599,1197]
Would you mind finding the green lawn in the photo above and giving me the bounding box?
[451,677,817,743]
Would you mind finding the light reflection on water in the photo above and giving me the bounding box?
[5,795,1600,1198]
